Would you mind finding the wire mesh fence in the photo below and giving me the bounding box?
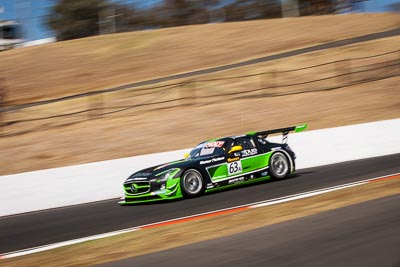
[0,49,399,138]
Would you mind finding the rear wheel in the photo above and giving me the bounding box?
[269,152,290,180]
[181,169,204,198]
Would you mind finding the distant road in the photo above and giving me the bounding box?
[2,28,399,113]
[98,194,400,267]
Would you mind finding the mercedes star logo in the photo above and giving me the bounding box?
[131,184,138,193]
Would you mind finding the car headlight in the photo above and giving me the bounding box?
[155,168,179,182]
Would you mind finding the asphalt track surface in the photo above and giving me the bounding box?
[0,153,399,255]
[98,194,400,267]
[2,28,399,112]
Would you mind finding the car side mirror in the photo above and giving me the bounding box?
[228,145,243,154]
[183,153,190,159]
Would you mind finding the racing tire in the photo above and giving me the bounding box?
[269,152,290,180]
[181,169,205,198]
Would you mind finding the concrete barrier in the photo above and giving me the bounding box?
[1,119,399,217]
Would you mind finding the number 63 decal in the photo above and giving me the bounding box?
[228,161,242,175]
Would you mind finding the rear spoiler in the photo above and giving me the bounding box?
[246,124,307,144]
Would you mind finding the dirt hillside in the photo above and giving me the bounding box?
[0,13,398,104]
[0,13,399,175]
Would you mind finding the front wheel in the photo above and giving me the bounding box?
[269,152,290,180]
[181,169,204,198]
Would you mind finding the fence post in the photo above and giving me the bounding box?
[336,59,352,87]
[87,95,94,119]
[0,78,6,134]
[346,59,353,85]
[180,80,196,106]
[265,69,277,96]
[87,93,104,119]
[97,93,104,116]
[260,73,265,97]
[179,82,186,106]
[187,80,196,106]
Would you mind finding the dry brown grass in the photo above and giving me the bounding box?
[0,13,399,175]
[0,13,398,104]
[0,36,398,175]
[1,177,399,267]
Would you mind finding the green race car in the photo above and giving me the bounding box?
[119,124,307,204]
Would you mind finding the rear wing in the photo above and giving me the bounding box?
[246,124,307,144]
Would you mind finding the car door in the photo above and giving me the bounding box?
[206,137,268,183]
[228,136,264,175]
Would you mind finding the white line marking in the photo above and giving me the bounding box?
[1,172,399,259]
[250,183,362,208]
[0,228,140,259]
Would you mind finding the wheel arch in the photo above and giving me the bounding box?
[180,167,206,198]
[182,166,212,184]
[270,149,295,173]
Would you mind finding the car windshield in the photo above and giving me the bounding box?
[189,140,227,159]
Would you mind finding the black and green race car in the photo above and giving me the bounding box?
[119,124,307,204]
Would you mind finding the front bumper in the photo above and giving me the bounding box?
[118,178,183,205]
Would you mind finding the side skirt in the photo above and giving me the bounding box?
[205,171,271,193]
